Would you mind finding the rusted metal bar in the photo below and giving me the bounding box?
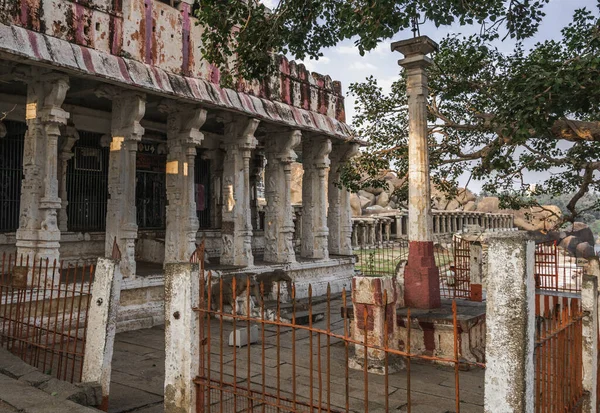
[453,300,460,413]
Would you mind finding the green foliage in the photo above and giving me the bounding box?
[194,0,549,80]
[344,7,600,225]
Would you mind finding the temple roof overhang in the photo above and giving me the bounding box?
[0,23,362,144]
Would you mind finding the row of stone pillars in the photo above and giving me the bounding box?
[14,68,359,277]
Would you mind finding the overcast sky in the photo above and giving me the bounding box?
[263,0,597,193]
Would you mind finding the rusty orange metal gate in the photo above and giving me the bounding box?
[193,244,485,413]
[448,235,471,299]
[0,253,93,383]
[534,292,584,412]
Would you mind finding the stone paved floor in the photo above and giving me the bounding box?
[109,299,484,413]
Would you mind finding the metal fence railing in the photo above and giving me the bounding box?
[0,253,93,383]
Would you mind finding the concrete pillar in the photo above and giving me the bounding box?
[582,258,599,413]
[82,258,122,411]
[103,91,146,278]
[393,36,440,309]
[57,126,79,232]
[206,149,224,229]
[164,263,199,413]
[264,130,301,263]
[328,143,359,255]
[441,215,447,234]
[452,215,458,233]
[16,72,70,267]
[352,220,358,247]
[469,242,483,302]
[350,276,400,374]
[162,104,207,264]
[221,117,259,267]
[301,136,331,259]
[485,233,535,413]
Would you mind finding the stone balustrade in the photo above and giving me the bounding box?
[351,210,515,248]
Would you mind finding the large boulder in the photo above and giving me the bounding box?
[290,162,304,204]
[559,235,579,255]
[389,177,406,191]
[350,193,362,217]
[358,190,376,203]
[376,191,390,207]
[576,242,596,259]
[512,205,562,232]
[565,222,595,245]
[359,195,373,209]
[476,197,500,213]
[431,186,476,210]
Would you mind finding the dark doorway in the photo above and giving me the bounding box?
[136,142,166,229]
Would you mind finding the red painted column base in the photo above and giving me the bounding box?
[404,241,441,309]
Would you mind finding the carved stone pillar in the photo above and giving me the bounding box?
[16,72,70,268]
[301,136,331,259]
[263,130,301,263]
[204,149,224,229]
[102,91,146,278]
[393,36,440,309]
[328,143,359,255]
[57,126,79,233]
[161,103,207,264]
[221,117,259,267]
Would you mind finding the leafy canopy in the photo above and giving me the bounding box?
[194,0,548,81]
[344,7,600,225]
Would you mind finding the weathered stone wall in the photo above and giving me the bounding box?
[0,0,345,122]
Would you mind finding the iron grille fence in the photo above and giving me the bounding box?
[0,253,93,383]
[535,241,584,293]
[67,131,109,232]
[194,247,485,413]
[0,121,26,233]
[534,291,584,412]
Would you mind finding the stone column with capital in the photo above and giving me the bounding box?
[161,103,207,264]
[221,117,259,267]
[250,152,265,231]
[301,136,331,259]
[328,142,359,256]
[57,126,80,233]
[103,91,146,278]
[263,130,301,263]
[392,36,441,309]
[16,72,70,269]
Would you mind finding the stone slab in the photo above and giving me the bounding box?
[0,374,99,413]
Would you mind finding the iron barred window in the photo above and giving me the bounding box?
[0,121,26,233]
[66,131,109,232]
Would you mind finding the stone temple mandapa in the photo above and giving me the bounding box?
[0,0,360,330]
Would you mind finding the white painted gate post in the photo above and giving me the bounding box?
[485,233,535,413]
[82,257,123,411]
[164,263,200,413]
[583,258,599,413]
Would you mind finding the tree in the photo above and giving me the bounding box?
[343,7,600,226]
[194,1,600,226]
[194,0,549,82]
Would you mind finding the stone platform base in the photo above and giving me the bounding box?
[116,256,355,333]
[396,299,486,366]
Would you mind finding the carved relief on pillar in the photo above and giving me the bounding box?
[328,142,359,255]
[301,135,332,259]
[264,129,301,264]
[97,87,146,278]
[220,116,259,267]
[16,70,70,266]
[160,102,207,264]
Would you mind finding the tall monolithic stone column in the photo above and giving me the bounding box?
[102,91,146,278]
[220,117,260,267]
[16,71,70,267]
[392,36,441,309]
[161,103,207,264]
[264,130,301,263]
[301,136,331,259]
[328,142,359,255]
